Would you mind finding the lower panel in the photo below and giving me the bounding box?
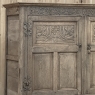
[57,53,79,95]
[59,53,76,89]
[33,53,53,91]
[31,52,81,95]
[7,60,19,95]
[86,52,95,94]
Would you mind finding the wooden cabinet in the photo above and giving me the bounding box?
[4,3,95,95]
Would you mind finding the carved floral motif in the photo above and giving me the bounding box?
[36,25,75,43]
[29,7,95,16]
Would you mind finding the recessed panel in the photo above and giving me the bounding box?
[91,22,95,44]
[7,60,18,95]
[34,22,77,44]
[8,16,19,55]
[90,53,95,88]
[33,53,53,90]
[59,53,76,89]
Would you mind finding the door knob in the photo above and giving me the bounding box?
[87,44,91,54]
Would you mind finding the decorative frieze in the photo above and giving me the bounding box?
[29,7,95,16]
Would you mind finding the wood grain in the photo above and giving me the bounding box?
[33,53,53,90]
[59,53,76,88]
[1,1,95,95]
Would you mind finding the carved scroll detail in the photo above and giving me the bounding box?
[36,25,75,43]
[23,23,32,36]
[29,7,95,16]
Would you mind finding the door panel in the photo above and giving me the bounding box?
[91,53,95,88]
[28,16,82,95]
[86,17,95,94]
[59,53,76,88]
[33,53,53,90]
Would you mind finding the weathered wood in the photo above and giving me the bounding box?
[18,7,26,95]
[0,1,7,95]
[1,1,95,95]
[6,55,19,61]
[53,52,58,92]
[85,17,95,94]
[7,60,19,95]
[59,53,77,88]
[33,53,53,90]
[32,45,78,53]
[7,16,19,56]
[27,6,82,95]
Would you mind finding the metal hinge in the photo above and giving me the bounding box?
[23,77,31,92]
[23,22,32,36]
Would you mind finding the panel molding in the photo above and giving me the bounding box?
[0,1,95,95]
[33,53,53,91]
[34,22,76,44]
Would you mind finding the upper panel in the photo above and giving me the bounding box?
[7,16,19,56]
[28,16,81,47]
[33,22,76,44]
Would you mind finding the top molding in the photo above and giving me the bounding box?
[3,2,95,8]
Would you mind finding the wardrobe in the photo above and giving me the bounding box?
[4,3,95,95]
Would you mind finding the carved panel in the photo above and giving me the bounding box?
[34,22,77,44]
[29,7,95,16]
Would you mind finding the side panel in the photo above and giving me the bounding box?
[7,16,19,56]
[6,15,19,95]
[7,60,19,95]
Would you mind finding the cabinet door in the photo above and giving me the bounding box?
[86,17,95,95]
[27,16,83,95]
